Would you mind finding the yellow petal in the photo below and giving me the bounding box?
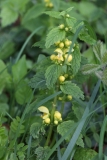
[54,48,63,55]
[38,106,49,114]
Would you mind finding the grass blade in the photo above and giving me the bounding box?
[99,116,107,160]
[61,80,101,160]
[15,26,44,63]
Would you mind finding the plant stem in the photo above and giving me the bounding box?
[45,95,57,146]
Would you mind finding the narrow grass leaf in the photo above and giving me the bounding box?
[99,116,107,160]
[15,26,44,63]
[61,80,101,160]
[27,135,32,159]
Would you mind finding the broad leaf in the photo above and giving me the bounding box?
[15,80,33,105]
[45,64,61,89]
[45,27,66,48]
[93,41,105,62]
[72,102,85,120]
[29,71,46,90]
[57,120,84,147]
[12,55,27,83]
[101,52,107,64]
[30,123,42,139]
[0,7,18,27]
[102,69,107,85]
[79,29,96,45]
[35,146,51,160]
[22,4,45,24]
[59,7,74,16]
[44,11,61,19]
[81,64,100,74]
[60,81,84,99]
[66,17,76,28]
[74,148,97,160]
[71,45,81,74]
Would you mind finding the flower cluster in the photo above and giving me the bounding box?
[50,38,75,65]
[44,0,53,8]
[38,106,62,126]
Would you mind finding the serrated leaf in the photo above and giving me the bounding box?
[66,17,76,28]
[60,81,84,99]
[101,52,107,64]
[45,27,66,48]
[35,146,51,160]
[74,148,97,160]
[38,106,49,114]
[44,11,61,19]
[93,41,105,62]
[72,102,85,120]
[71,46,81,74]
[79,29,96,45]
[22,4,45,24]
[45,64,61,89]
[30,123,42,139]
[81,64,100,75]
[29,71,46,89]
[102,69,107,85]
[60,7,74,16]
[57,120,84,147]
[57,120,75,141]
[32,40,45,49]
[0,7,18,27]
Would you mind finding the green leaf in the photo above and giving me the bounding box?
[57,120,75,141]
[15,80,33,105]
[101,52,107,64]
[93,41,104,62]
[74,148,97,160]
[12,55,27,83]
[10,116,25,138]
[29,71,46,90]
[79,29,96,45]
[81,64,100,75]
[71,45,81,74]
[44,11,61,19]
[51,0,60,11]
[93,133,99,143]
[45,64,61,89]
[0,41,15,60]
[72,102,85,120]
[57,120,84,147]
[0,103,9,116]
[60,81,84,99]
[60,7,74,16]
[0,60,10,94]
[9,153,18,160]
[0,7,18,27]
[66,17,76,28]
[35,146,51,160]
[84,21,97,40]
[84,136,92,148]
[45,27,66,48]
[102,69,107,85]
[30,122,42,139]
[22,4,45,24]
